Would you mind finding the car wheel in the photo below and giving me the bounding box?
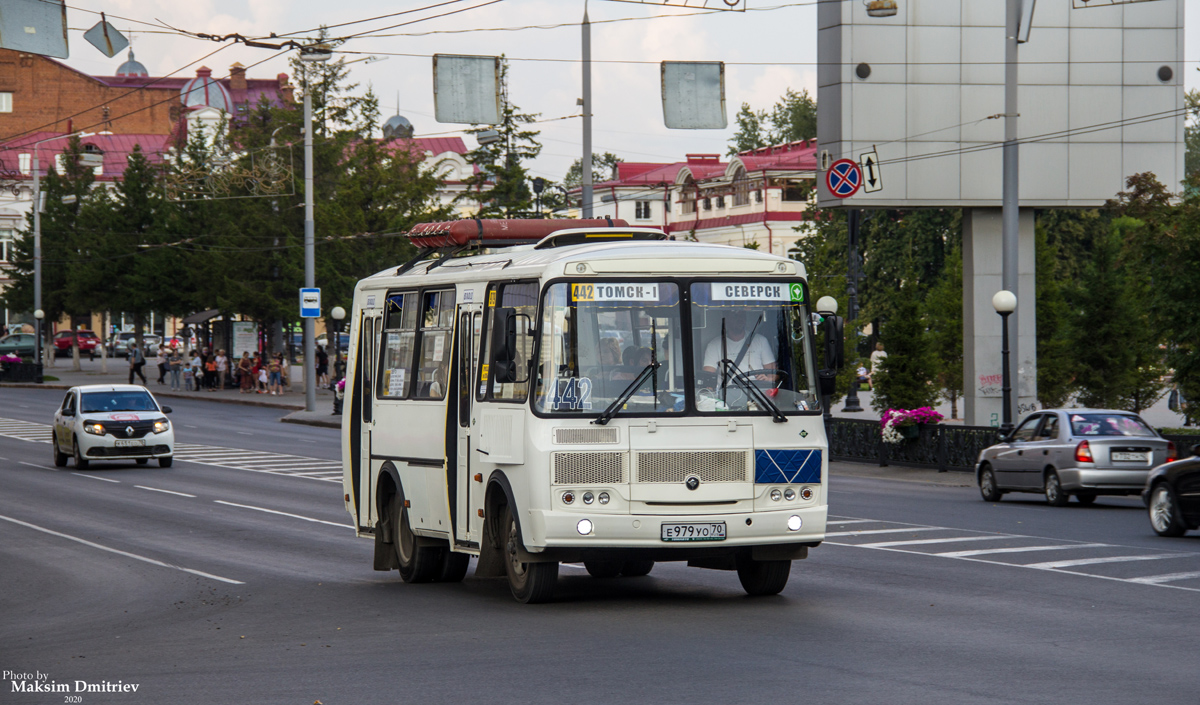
[1044,470,1069,507]
[158,457,173,468]
[736,555,791,596]
[620,560,655,577]
[1075,492,1097,506]
[979,464,1002,502]
[503,504,558,603]
[583,560,623,578]
[72,436,89,469]
[1149,483,1188,537]
[52,434,68,467]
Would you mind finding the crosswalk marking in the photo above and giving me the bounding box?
[0,417,342,484]
[825,527,943,537]
[1128,571,1200,585]
[1022,554,1180,570]
[826,515,1200,593]
[937,543,1109,558]
[858,535,1011,549]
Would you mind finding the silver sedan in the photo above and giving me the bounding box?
[976,409,1177,506]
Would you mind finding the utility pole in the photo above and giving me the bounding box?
[1001,0,1020,426]
[300,46,331,412]
[581,4,593,218]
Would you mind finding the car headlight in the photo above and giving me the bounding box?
[83,422,106,436]
[153,419,170,434]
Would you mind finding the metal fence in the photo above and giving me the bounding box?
[0,362,43,384]
[826,418,1002,473]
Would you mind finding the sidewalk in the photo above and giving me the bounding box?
[3,355,343,429]
[829,460,975,487]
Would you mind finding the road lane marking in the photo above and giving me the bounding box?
[237,432,253,436]
[18,461,51,470]
[1128,571,1200,585]
[826,527,944,537]
[827,519,878,525]
[858,535,1011,549]
[73,473,120,483]
[214,500,352,529]
[0,513,243,585]
[937,543,1109,558]
[135,485,196,498]
[1023,555,1180,570]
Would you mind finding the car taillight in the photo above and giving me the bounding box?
[1074,440,1093,463]
[1167,441,1177,462]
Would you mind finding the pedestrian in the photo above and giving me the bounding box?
[257,363,269,394]
[316,345,329,388]
[868,342,888,389]
[156,344,168,385]
[128,342,147,385]
[204,352,218,392]
[168,347,183,391]
[269,353,284,395]
[188,350,202,392]
[280,354,291,393]
[215,349,229,391]
[238,352,254,394]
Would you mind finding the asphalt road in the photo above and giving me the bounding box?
[1,387,1197,705]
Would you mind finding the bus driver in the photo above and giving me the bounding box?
[702,309,776,381]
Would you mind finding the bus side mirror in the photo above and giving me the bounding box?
[822,314,844,370]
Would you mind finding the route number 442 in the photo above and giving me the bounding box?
[551,377,593,410]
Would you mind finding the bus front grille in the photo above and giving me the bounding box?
[553,452,625,485]
[635,451,750,483]
[553,427,620,445]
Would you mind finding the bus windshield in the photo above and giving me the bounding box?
[690,281,819,414]
[534,281,685,415]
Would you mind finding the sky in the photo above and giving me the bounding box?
[50,0,1200,185]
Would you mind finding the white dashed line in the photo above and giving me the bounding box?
[135,485,196,498]
[214,500,352,529]
[72,473,120,483]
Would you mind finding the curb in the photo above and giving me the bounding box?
[153,389,304,411]
[281,413,342,429]
[0,382,69,390]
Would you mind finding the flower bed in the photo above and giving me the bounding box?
[880,407,944,444]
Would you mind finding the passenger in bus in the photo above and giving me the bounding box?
[702,309,776,381]
[612,346,653,381]
[599,338,622,368]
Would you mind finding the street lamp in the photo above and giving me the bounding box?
[299,44,331,413]
[31,130,112,365]
[992,290,1017,435]
[33,309,44,373]
[816,296,841,420]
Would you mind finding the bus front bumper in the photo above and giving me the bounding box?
[525,504,828,551]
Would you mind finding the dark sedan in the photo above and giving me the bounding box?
[0,332,36,357]
[1144,444,1200,537]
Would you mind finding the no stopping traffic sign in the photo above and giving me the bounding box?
[826,159,862,199]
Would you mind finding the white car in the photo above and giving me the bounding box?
[52,385,175,469]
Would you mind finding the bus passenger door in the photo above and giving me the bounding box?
[454,305,484,545]
[358,313,380,530]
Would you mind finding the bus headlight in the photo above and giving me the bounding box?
[787,515,803,531]
[576,519,593,535]
[582,492,594,505]
[598,492,610,505]
[784,488,796,501]
[770,488,782,502]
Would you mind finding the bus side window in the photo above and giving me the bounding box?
[413,290,454,400]
[377,292,417,399]
[480,282,538,402]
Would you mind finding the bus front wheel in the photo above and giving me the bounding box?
[736,556,791,596]
[503,505,558,603]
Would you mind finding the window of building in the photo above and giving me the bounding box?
[0,92,11,113]
[732,168,750,206]
[635,200,651,220]
[0,230,13,263]
[18,154,30,175]
[715,195,725,209]
[702,197,711,211]
[781,180,812,202]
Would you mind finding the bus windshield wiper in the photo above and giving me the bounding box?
[720,359,788,423]
[592,362,661,426]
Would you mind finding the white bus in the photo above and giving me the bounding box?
[341,219,840,603]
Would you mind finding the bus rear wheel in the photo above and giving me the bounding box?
[503,505,557,603]
[392,494,441,583]
[736,556,791,596]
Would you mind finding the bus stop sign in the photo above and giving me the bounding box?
[299,288,321,318]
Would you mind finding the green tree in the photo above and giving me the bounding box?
[1186,89,1200,181]
[1034,223,1075,408]
[461,59,542,218]
[924,244,963,417]
[563,152,622,188]
[727,89,817,155]
[872,297,939,412]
